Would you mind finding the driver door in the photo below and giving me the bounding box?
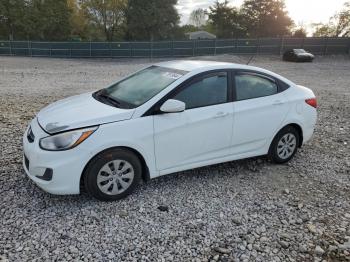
[153,71,234,171]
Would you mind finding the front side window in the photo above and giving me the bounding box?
[98,66,187,108]
[235,74,278,101]
[173,72,228,109]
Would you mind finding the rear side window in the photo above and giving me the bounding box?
[173,72,228,109]
[235,74,278,101]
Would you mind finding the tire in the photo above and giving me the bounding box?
[84,148,142,201]
[269,126,300,164]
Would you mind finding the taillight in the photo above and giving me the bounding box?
[305,98,317,108]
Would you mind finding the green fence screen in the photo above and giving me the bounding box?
[0,37,349,58]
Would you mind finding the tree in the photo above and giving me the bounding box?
[189,8,207,28]
[335,2,350,36]
[207,0,245,38]
[125,0,180,41]
[173,24,199,40]
[292,28,307,38]
[81,0,127,41]
[25,0,72,40]
[240,0,293,37]
[68,0,90,40]
[313,2,350,37]
[313,23,334,37]
[0,0,72,41]
[0,0,26,40]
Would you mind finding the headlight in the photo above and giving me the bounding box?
[39,126,98,151]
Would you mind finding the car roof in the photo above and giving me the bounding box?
[155,60,257,72]
[154,60,295,86]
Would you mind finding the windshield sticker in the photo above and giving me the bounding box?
[162,72,183,79]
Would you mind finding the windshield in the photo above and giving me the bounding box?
[99,66,187,108]
[294,49,306,54]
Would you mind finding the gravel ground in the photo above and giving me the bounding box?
[0,55,349,262]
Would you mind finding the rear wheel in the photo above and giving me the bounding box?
[269,126,299,164]
[84,148,142,201]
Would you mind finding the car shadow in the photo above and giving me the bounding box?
[22,155,271,206]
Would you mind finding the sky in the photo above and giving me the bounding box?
[176,0,348,30]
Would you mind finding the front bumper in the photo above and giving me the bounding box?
[22,118,90,195]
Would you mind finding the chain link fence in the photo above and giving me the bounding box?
[0,37,349,58]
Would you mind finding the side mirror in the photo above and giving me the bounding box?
[160,99,185,113]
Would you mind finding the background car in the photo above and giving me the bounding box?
[23,60,317,201]
[283,49,315,62]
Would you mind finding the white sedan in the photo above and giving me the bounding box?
[23,60,317,201]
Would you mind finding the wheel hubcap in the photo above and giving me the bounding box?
[277,133,297,160]
[97,160,134,195]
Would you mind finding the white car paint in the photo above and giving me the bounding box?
[23,60,317,195]
[231,91,291,154]
[154,102,234,171]
[160,99,186,113]
[37,92,135,134]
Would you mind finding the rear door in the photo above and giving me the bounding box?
[231,71,291,154]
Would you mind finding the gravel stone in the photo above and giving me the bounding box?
[307,224,317,234]
[339,240,350,251]
[299,244,308,253]
[260,237,268,242]
[119,210,128,218]
[157,205,169,212]
[328,245,338,252]
[213,247,230,254]
[0,55,349,261]
[279,241,290,249]
[314,246,325,256]
[283,188,290,194]
[0,256,9,262]
[231,216,242,225]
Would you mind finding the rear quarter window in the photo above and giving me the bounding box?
[277,79,290,92]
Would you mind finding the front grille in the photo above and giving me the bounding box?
[27,127,35,143]
[24,154,30,170]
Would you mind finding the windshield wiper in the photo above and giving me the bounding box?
[96,90,121,108]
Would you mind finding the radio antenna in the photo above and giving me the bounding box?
[246,53,255,65]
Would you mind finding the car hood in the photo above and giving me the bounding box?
[37,92,135,134]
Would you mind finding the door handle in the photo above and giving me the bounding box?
[213,112,229,118]
[273,100,284,106]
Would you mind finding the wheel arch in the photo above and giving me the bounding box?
[80,146,151,193]
[273,123,303,148]
[287,123,303,147]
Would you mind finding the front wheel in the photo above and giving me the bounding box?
[269,126,300,164]
[84,148,142,201]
